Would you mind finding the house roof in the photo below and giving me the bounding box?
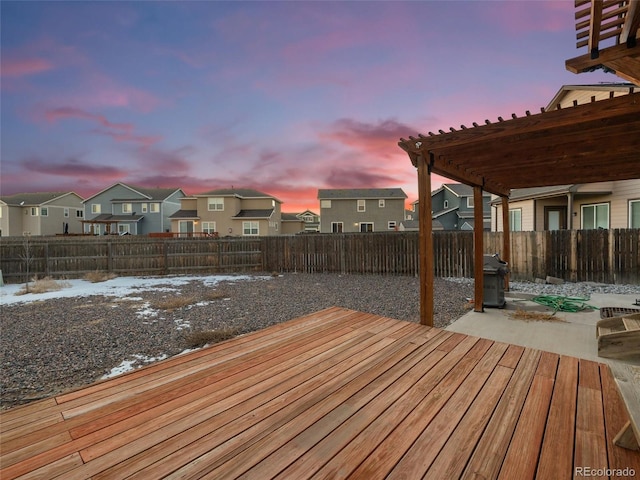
[196,188,282,202]
[82,214,144,223]
[169,210,199,219]
[489,183,618,204]
[0,192,82,206]
[83,183,183,203]
[565,0,640,85]
[232,209,274,219]
[281,213,303,221]
[317,188,407,199]
[398,91,640,197]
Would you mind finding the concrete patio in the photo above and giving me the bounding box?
[447,291,640,366]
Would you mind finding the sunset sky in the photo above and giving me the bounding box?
[1,1,614,212]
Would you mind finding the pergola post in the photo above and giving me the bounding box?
[501,196,511,291]
[417,154,434,326]
[473,186,484,312]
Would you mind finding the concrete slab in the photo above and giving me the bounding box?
[447,291,640,366]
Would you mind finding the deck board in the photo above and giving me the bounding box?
[1,306,637,480]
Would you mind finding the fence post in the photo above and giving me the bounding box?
[44,243,50,277]
[107,240,113,272]
[164,240,169,275]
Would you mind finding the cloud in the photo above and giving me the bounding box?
[45,107,131,130]
[43,106,162,148]
[1,58,54,78]
[23,156,126,178]
[320,118,419,158]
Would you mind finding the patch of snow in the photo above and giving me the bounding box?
[101,353,169,379]
[174,318,191,331]
[0,274,269,306]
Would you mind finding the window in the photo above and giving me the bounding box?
[379,199,385,208]
[509,209,522,231]
[630,200,640,228]
[444,200,449,209]
[388,221,396,230]
[357,199,366,212]
[0,206,2,218]
[76,210,84,218]
[118,224,130,234]
[331,222,343,233]
[91,204,101,214]
[202,222,216,234]
[467,196,474,208]
[41,207,48,216]
[208,198,224,211]
[141,203,148,213]
[31,207,39,216]
[243,221,259,236]
[303,214,313,222]
[122,203,132,214]
[64,208,69,217]
[150,203,160,213]
[321,200,332,209]
[582,203,609,229]
[360,222,374,232]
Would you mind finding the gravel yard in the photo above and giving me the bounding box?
[0,273,473,410]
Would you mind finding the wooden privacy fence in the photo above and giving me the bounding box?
[0,237,262,282]
[0,229,638,284]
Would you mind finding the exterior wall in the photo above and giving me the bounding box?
[159,190,184,234]
[574,180,640,229]
[281,221,305,234]
[178,195,282,237]
[494,199,535,231]
[0,203,7,236]
[44,194,84,234]
[553,89,629,108]
[493,180,640,231]
[85,185,183,235]
[0,201,84,237]
[320,198,405,233]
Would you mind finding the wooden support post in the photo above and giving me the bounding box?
[417,154,434,326]
[501,196,511,292]
[474,186,484,312]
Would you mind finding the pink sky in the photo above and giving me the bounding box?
[0,1,615,212]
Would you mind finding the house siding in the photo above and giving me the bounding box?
[320,198,405,233]
[0,193,84,236]
[493,180,640,231]
[174,193,282,237]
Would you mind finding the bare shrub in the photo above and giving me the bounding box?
[84,271,117,283]
[183,328,240,348]
[204,291,229,301]
[152,296,196,311]
[16,277,71,295]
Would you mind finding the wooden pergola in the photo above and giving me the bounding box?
[399,92,640,325]
[399,0,640,326]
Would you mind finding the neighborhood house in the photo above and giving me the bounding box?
[318,188,407,233]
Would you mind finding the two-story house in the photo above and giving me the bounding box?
[491,180,640,231]
[318,188,407,233]
[408,183,491,231]
[170,188,283,237]
[82,183,184,235]
[0,192,85,236]
[295,210,320,232]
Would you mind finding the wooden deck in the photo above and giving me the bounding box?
[1,307,638,479]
